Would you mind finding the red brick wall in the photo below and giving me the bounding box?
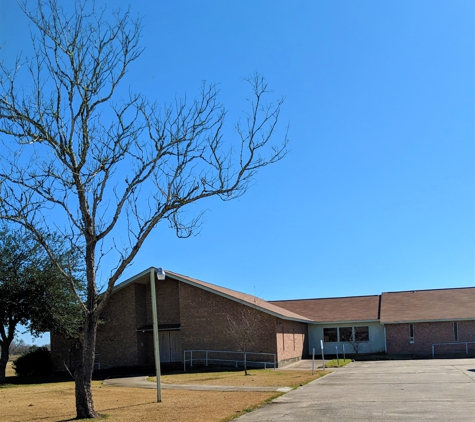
[459,320,475,342]
[275,319,308,364]
[156,277,181,325]
[141,278,181,325]
[50,333,81,372]
[179,282,277,355]
[385,320,475,355]
[179,282,308,366]
[95,283,138,368]
[52,277,309,370]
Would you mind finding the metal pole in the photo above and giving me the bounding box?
[320,340,325,369]
[336,346,339,366]
[343,344,346,361]
[150,269,162,402]
[312,348,315,375]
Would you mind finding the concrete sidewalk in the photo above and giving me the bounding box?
[236,358,475,421]
[103,375,292,392]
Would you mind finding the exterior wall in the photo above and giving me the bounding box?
[179,282,278,362]
[385,320,475,356]
[52,277,309,371]
[135,278,181,366]
[135,284,148,365]
[275,319,308,365]
[459,320,475,342]
[50,333,81,372]
[308,322,385,355]
[154,277,181,325]
[95,283,139,368]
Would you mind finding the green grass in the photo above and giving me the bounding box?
[325,359,352,368]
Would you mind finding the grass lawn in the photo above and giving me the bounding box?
[325,359,352,368]
[155,368,330,388]
[1,368,330,421]
[5,356,19,377]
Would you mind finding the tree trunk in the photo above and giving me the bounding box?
[74,314,99,419]
[0,341,10,381]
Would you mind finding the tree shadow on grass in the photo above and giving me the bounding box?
[0,374,74,386]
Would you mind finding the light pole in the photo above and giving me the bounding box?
[150,267,166,402]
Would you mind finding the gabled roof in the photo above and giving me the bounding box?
[380,287,475,323]
[269,295,381,323]
[113,268,312,323]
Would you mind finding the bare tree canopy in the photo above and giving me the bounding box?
[0,0,287,418]
[226,307,264,375]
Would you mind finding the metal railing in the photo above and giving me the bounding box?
[431,341,475,357]
[183,350,276,371]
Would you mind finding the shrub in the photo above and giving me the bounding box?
[13,346,52,377]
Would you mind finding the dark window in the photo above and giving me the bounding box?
[323,328,338,342]
[339,327,353,342]
[409,324,415,344]
[454,322,459,342]
[354,326,369,341]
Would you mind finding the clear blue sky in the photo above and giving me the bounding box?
[1,1,474,346]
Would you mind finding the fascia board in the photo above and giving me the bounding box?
[309,320,380,325]
[111,267,156,294]
[381,317,475,324]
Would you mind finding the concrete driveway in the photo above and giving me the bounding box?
[236,358,475,421]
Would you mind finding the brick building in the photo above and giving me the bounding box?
[271,295,386,356]
[380,288,475,356]
[51,268,311,371]
[50,270,475,372]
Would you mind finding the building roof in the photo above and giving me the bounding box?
[380,287,475,323]
[166,270,312,323]
[113,268,475,325]
[113,268,312,323]
[269,295,381,323]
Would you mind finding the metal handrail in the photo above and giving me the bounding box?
[183,349,276,371]
[431,341,475,357]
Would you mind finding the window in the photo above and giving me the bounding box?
[339,327,353,342]
[355,326,369,342]
[409,323,415,344]
[323,327,338,342]
[454,322,459,342]
[323,326,370,343]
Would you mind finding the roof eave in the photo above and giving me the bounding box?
[381,317,475,324]
[309,319,380,325]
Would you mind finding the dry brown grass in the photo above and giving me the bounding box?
[6,356,19,377]
[0,381,278,422]
[158,368,330,388]
[1,369,330,421]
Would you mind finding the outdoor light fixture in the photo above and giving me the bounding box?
[150,267,166,402]
[156,267,166,280]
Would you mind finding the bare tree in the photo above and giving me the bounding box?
[8,339,30,356]
[340,326,368,356]
[226,307,264,375]
[0,0,287,418]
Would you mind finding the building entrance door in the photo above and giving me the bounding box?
[159,331,182,362]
